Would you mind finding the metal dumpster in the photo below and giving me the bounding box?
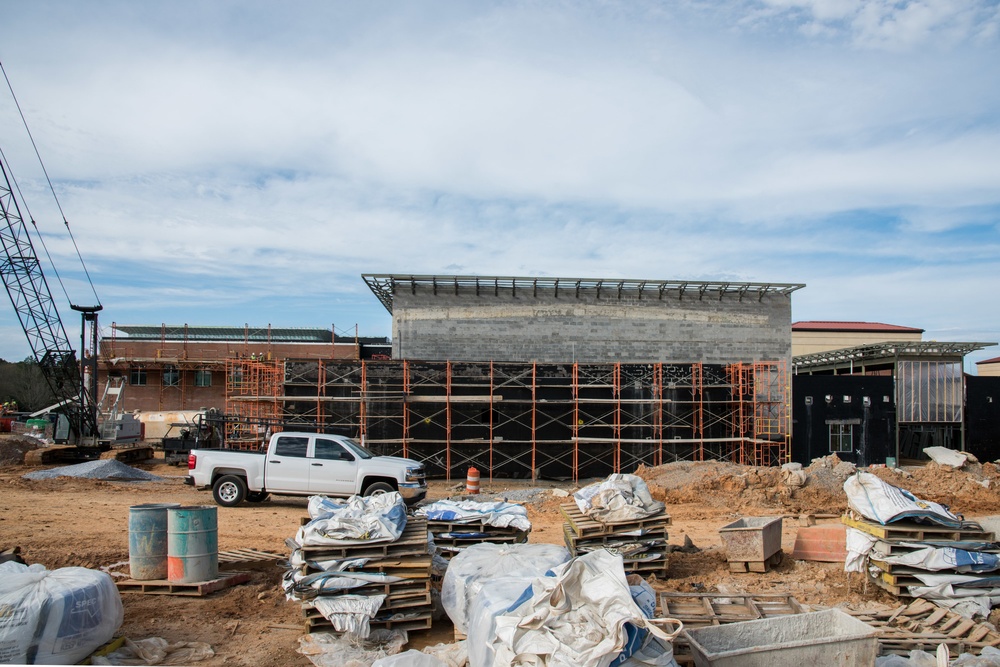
[683,608,878,667]
[719,516,782,564]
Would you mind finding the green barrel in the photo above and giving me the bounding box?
[166,505,218,583]
[128,503,181,580]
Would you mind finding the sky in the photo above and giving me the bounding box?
[0,0,999,370]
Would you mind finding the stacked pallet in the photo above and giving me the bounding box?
[843,512,998,598]
[294,516,435,635]
[560,502,671,576]
[427,517,529,559]
[846,598,1000,658]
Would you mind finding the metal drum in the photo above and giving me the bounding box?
[166,505,219,583]
[128,503,181,580]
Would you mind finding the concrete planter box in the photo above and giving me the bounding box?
[683,608,879,667]
[719,516,783,563]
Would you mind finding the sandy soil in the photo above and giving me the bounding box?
[2,437,998,666]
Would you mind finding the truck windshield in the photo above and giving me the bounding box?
[343,438,373,460]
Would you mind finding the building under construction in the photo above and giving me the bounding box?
[215,275,805,480]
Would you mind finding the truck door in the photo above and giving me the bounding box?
[265,435,312,493]
[308,437,358,495]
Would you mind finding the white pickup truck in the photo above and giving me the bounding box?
[184,432,427,507]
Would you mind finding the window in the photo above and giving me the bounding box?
[129,368,146,386]
[162,366,180,387]
[315,438,353,461]
[273,436,308,458]
[195,370,212,387]
[829,424,853,453]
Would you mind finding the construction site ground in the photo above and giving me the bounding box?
[3,435,1000,666]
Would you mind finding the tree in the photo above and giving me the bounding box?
[0,358,58,412]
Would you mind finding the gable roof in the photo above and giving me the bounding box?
[792,321,923,334]
[977,356,1000,366]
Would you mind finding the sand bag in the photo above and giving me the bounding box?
[0,562,123,665]
[844,472,962,528]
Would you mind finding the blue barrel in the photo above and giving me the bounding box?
[167,505,219,583]
[128,503,181,580]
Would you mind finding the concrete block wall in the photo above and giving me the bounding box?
[392,287,792,364]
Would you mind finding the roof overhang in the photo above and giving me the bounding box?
[362,274,805,315]
[793,341,997,373]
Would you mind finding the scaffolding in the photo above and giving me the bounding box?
[225,358,791,478]
[224,358,284,448]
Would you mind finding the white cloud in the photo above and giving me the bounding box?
[0,1,997,362]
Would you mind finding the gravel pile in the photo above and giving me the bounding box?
[23,459,163,482]
[495,488,550,503]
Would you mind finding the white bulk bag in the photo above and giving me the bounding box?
[0,562,123,665]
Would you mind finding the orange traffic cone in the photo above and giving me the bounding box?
[466,466,480,494]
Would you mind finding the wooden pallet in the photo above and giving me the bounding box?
[659,592,807,625]
[297,518,429,559]
[843,598,1000,657]
[218,548,283,565]
[303,609,434,634]
[560,503,671,538]
[302,583,432,613]
[873,539,1000,556]
[116,571,251,596]
[727,550,783,573]
[562,523,668,551]
[842,515,993,543]
[301,555,433,578]
[427,518,530,535]
[658,593,807,665]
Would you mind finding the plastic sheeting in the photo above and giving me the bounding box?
[873,544,1000,573]
[574,474,665,524]
[296,493,407,547]
[442,543,571,636]
[0,562,123,666]
[297,629,408,667]
[90,637,214,665]
[490,549,682,667]
[312,594,386,637]
[415,499,531,533]
[844,472,963,528]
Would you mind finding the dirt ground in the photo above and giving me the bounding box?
[2,436,1000,666]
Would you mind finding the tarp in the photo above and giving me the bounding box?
[490,549,681,667]
[872,544,1000,573]
[844,472,963,528]
[574,474,665,524]
[415,499,531,533]
[296,493,407,547]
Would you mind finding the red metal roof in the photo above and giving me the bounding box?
[792,321,924,333]
[977,356,1000,365]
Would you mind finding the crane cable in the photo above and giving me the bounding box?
[1,58,102,308]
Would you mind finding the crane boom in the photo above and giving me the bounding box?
[0,154,99,441]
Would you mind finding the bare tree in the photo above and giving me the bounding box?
[0,359,57,413]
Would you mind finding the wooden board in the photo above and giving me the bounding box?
[560,503,671,539]
[427,518,530,536]
[842,515,993,543]
[218,548,283,565]
[727,550,783,573]
[116,571,251,596]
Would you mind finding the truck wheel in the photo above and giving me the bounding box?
[246,491,270,503]
[363,481,395,497]
[213,475,247,507]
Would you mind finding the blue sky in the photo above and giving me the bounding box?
[1,1,998,370]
